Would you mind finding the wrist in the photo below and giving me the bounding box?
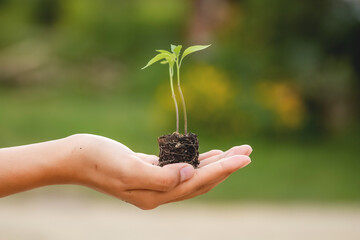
[59,134,99,186]
[56,134,86,185]
[40,136,78,185]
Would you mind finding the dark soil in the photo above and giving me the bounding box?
[158,132,199,168]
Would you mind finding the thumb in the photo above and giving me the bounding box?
[163,163,195,183]
[132,162,195,191]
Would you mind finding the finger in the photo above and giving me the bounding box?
[226,145,253,156]
[199,150,223,161]
[127,160,195,192]
[159,155,251,202]
[134,153,159,165]
[166,175,228,203]
[199,145,253,167]
[168,154,251,203]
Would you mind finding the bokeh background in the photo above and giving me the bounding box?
[0,0,359,239]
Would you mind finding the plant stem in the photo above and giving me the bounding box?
[176,61,188,134]
[169,66,179,133]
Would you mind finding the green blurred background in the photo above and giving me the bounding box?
[0,0,359,202]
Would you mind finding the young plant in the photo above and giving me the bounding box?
[142,44,211,134]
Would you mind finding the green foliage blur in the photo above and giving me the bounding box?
[0,0,359,202]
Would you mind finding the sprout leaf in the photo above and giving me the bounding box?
[156,49,172,55]
[180,44,211,63]
[142,53,169,69]
[173,45,182,58]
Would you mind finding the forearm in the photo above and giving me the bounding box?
[0,137,73,197]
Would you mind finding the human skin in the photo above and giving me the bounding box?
[0,134,252,210]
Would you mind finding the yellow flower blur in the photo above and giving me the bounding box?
[155,64,235,122]
[256,81,306,129]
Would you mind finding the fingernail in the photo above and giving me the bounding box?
[180,166,194,182]
[243,144,253,155]
[244,145,253,155]
[240,159,251,168]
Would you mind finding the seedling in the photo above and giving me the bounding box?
[142,45,210,167]
[142,44,210,133]
[142,44,211,167]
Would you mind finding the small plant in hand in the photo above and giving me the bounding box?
[142,44,211,168]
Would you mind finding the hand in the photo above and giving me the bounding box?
[65,134,252,210]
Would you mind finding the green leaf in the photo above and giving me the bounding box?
[142,53,168,69]
[160,60,168,64]
[171,44,177,53]
[180,44,211,63]
[173,45,182,58]
[156,49,172,55]
[157,49,176,62]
